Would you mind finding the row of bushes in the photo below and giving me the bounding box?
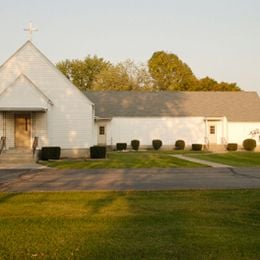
[117,139,168,151]
[39,146,107,160]
[116,140,203,151]
[117,140,162,151]
[38,138,257,161]
[227,139,257,151]
[38,141,193,161]
[117,138,257,152]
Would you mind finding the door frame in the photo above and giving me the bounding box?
[14,113,32,149]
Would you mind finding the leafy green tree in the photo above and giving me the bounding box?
[198,77,218,90]
[117,60,154,90]
[148,51,199,91]
[92,59,154,91]
[198,77,240,91]
[57,51,241,92]
[56,59,72,79]
[92,63,135,90]
[215,81,240,91]
[57,56,110,91]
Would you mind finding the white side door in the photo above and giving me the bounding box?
[208,123,217,144]
[97,125,107,145]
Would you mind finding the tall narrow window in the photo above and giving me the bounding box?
[210,126,215,134]
[99,126,105,135]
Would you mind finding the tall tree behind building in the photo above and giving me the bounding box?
[57,51,241,91]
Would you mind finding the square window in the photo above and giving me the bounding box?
[99,126,105,135]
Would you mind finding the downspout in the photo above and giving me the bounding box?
[92,104,96,146]
[221,117,225,144]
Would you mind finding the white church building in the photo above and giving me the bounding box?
[0,41,260,157]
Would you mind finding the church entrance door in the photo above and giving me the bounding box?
[15,114,31,149]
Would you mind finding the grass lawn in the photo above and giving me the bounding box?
[188,152,260,167]
[44,151,206,169]
[0,190,259,259]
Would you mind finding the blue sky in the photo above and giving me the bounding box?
[1,0,259,92]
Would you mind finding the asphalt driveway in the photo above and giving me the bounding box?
[0,167,260,192]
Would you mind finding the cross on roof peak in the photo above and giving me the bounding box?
[24,21,38,42]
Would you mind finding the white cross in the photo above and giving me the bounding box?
[24,21,38,41]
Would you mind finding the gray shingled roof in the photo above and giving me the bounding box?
[85,91,260,122]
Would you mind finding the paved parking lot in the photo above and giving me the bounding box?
[0,167,260,192]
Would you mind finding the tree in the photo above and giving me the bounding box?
[116,60,154,90]
[57,56,110,91]
[148,51,199,91]
[57,51,241,92]
[198,77,218,90]
[198,77,240,91]
[214,81,240,91]
[92,63,135,90]
[92,59,154,91]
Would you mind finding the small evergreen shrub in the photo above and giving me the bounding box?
[192,144,203,151]
[175,140,185,150]
[152,139,163,150]
[131,140,140,151]
[90,146,106,158]
[41,147,61,160]
[243,139,256,151]
[227,143,238,151]
[116,143,127,151]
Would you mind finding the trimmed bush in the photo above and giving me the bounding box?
[175,140,185,150]
[152,139,163,150]
[116,143,127,151]
[243,139,256,151]
[90,146,106,158]
[227,143,238,151]
[41,147,61,160]
[131,140,140,151]
[192,144,203,151]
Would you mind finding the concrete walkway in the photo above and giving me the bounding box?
[0,163,48,170]
[1,167,260,192]
[171,154,233,168]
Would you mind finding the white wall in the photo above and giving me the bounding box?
[0,112,2,137]
[0,75,48,110]
[5,113,15,148]
[32,112,48,147]
[106,117,205,146]
[228,122,260,145]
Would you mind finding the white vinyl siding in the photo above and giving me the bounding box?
[5,113,15,148]
[105,117,205,146]
[228,122,260,145]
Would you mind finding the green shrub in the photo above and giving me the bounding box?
[41,147,61,160]
[227,143,238,151]
[152,139,163,150]
[192,144,202,151]
[175,140,185,150]
[243,139,256,151]
[116,143,127,151]
[90,146,106,158]
[131,140,140,151]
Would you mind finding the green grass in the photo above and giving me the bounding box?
[188,152,260,167]
[44,151,206,169]
[0,190,259,259]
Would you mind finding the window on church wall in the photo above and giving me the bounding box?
[210,126,215,134]
[99,126,105,135]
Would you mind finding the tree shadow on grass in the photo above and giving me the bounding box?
[0,192,21,204]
